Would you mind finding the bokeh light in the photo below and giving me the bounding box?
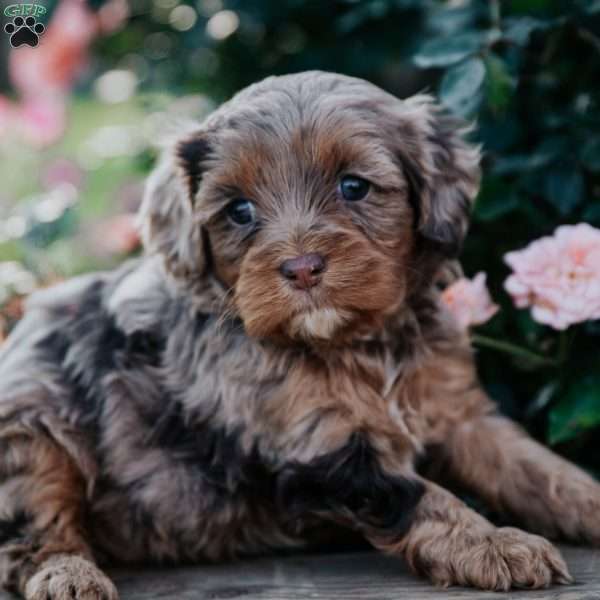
[206,10,239,40]
[94,70,138,104]
[170,4,197,31]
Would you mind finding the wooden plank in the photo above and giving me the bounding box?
[2,546,599,599]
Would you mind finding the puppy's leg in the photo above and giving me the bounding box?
[281,432,569,590]
[374,481,571,590]
[441,413,600,545]
[0,432,118,600]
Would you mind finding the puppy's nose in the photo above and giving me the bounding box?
[279,253,326,290]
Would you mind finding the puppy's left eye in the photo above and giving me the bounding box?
[225,199,257,226]
[339,175,371,202]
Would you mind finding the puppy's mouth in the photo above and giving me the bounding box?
[276,273,339,336]
[234,240,404,343]
[287,306,350,341]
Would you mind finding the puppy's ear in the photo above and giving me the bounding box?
[395,96,481,257]
[138,132,213,280]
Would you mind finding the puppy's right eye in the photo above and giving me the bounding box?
[339,175,370,202]
[225,199,257,226]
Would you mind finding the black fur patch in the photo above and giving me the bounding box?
[151,417,423,536]
[399,155,425,232]
[124,330,164,368]
[39,329,70,365]
[38,289,157,375]
[0,511,30,544]
[201,228,215,275]
[420,196,469,257]
[277,433,424,536]
[35,280,213,448]
[149,406,275,503]
[36,281,167,429]
[177,135,212,199]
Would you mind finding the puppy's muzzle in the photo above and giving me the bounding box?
[279,253,326,290]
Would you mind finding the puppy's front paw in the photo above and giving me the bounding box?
[426,527,572,591]
[486,528,572,590]
[25,555,118,600]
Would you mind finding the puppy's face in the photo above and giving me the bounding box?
[196,99,415,342]
[141,72,480,344]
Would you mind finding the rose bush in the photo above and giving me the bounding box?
[441,223,600,453]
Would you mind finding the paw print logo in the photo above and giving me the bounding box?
[4,16,45,48]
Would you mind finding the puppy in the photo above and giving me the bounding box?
[1,71,599,599]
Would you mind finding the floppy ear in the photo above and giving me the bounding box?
[395,95,481,257]
[138,132,213,280]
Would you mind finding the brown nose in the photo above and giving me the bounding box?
[279,253,326,290]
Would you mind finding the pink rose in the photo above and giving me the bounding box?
[441,272,499,329]
[504,223,600,330]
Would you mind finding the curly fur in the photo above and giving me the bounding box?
[0,71,597,598]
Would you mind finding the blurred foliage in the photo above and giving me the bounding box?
[1,0,600,471]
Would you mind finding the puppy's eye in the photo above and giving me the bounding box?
[225,199,257,226]
[339,175,370,202]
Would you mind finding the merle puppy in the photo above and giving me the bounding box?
[1,71,599,600]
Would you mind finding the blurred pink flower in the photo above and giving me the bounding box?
[5,0,101,148]
[92,214,141,256]
[441,272,499,329]
[504,223,600,330]
[17,95,66,147]
[9,0,98,96]
[41,158,85,191]
[0,94,65,147]
[5,0,129,149]
[98,0,129,34]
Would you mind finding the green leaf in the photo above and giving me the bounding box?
[544,166,584,215]
[491,137,569,176]
[508,0,556,14]
[549,377,600,445]
[336,1,389,34]
[492,152,554,175]
[577,0,600,14]
[537,136,571,158]
[583,201,600,224]
[515,311,546,346]
[502,16,550,45]
[581,138,600,172]
[473,176,519,221]
[485,54,516,114]
[439,57,485,117]
[413,32,483,68]
[477,118,520,152]
[426,6,476,36]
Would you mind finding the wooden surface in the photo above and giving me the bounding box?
[3,546,598,599]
